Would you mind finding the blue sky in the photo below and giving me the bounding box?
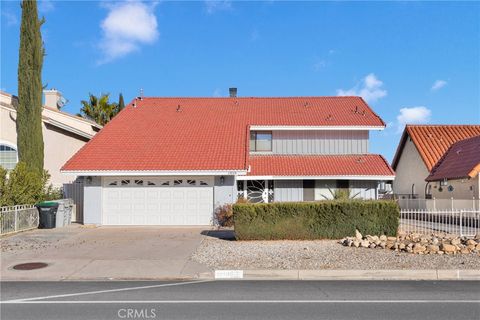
[1,0,479,161]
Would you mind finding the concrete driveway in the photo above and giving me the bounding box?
[0,225,211,280]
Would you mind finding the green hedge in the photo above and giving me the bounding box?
[233,200,399,240]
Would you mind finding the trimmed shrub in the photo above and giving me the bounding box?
[0,162,60,206]
[233,200,399,240]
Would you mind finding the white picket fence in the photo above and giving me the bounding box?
[0,205,39,235]
[400,209,480,237]
[0,199,75,236]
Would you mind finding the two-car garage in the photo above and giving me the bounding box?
[102,177,214,225]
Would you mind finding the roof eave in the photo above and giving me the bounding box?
[238,175,395,181]
[61,169,249,176]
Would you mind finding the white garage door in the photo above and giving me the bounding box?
[102,177,214,225]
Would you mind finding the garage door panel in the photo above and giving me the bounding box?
[103,178,213,225]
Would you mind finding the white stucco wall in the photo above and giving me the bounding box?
[428,175,479,200]
[393,137,430,197]
[214,175,236,208]
[83,176,103,225]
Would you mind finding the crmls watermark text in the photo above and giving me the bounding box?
[117,308,157,319]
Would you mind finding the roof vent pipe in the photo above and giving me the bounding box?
[229,87,237,98]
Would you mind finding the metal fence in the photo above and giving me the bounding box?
[0,205,39,235]
[399,209,480,237]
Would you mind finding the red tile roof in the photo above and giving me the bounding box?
[248,154,395,177]
[426,135,480,181]
[392,125,480,171]
[62,96,385,172]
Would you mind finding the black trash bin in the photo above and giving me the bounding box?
[36,201,59,229]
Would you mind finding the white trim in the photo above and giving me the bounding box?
[0,139,17,150]
[250,125,385,131]
[62,170,248,176]
[44,118,94,139]
[237,175,395,181]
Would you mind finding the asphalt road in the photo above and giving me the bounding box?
[1,280,479,320]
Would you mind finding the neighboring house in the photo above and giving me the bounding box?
[425,135,480,200]
[392,125,480,199]
[0,89,101,186]
[62,92,395,226]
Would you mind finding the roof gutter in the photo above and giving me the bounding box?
[237,175,395,181]
[249,125,385,131]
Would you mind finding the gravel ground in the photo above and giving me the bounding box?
[192,237,480,270]
[0,224,83,253]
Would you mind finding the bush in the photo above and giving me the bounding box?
[214,204,234,227]
[214,198,250,227]
[233,200,399,240]
[0,162,60,206]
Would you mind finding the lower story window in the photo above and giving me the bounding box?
[0,144,18,170]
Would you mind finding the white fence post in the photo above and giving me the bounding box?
[460,210,463,237]
[14,206,18,232]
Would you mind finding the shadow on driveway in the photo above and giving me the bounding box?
[201,229,236,241]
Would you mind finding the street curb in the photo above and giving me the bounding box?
[204,269,480,281]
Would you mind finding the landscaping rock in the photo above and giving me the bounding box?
[355,230,363,240]
[360,240,370,248]
[427,245,439,253]
[413,244,426,254]
[442,244,456,254]
[338,231,480,255]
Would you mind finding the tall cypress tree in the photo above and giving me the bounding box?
[118,93,125,111]
[17,0,45,173]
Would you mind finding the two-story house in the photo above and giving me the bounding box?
[62,91,395,225]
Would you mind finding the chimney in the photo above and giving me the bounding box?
[44,89,65,109]
[229,87,237,98]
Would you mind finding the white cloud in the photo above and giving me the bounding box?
[336,73,387,103]
[2,11,18,26]
[205,0,232,14]
[38,0,55,13]
[98,1,159,63]
[396,106,432,132]
[431,80,447,91]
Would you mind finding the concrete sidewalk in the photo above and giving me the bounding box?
[209,269,480,280]
[1,225,211,281]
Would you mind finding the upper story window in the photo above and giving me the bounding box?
[250,131,272,152]
[0,144,18,170]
